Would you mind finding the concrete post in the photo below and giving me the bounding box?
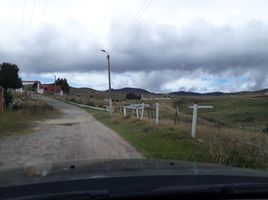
[123,107,127,117]
[188,104,213,138]
[156,102,159,125]
[141,103,144,120]
[136,108,139,119]
[191,104,198,138]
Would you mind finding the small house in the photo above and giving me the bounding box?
[42,84,63,95]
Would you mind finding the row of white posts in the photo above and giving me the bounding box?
[123,102,213,138]
[123,103,150,120]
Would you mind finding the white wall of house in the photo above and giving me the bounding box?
[15,88,23,93]
[37,88,44,94]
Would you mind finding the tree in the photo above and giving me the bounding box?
[126,93,141,100]
[0,63,22,90]
[0,63,22,106]
[55,78,70,93]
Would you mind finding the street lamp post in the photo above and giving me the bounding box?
[101,49,112,115]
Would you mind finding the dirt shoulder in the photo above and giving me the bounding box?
[0,95,143,170]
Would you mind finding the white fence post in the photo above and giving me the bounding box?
[123,107,127,117]
[156,102,159,125]
[136,108,139,119]
[141,103,144,120]
[191,104,198,138]
[188,104,213,138]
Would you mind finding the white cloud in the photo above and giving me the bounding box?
[19,70,259,93]
[161,78,212,93]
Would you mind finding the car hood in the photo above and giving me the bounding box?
[0,159,268,187]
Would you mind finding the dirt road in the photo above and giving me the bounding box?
[0,96,143,169]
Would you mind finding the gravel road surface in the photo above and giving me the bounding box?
[0,95,143,170]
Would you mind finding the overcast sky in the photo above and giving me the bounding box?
[0,0,268,93]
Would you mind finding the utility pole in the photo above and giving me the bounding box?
[101,49,112,115]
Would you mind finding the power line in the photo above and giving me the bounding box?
[19,0,36,65]
[114,0,149,51]
[26,0,36,41]
[36,0,49,35]
[19,0,26,45]
[17,0,26,61]
[128,0,152,34]
[114,0,152,51]
[124,0,149,35]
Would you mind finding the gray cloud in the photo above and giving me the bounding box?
[110,19,268,73]
[11,22,105,73]
[1,18,268,91]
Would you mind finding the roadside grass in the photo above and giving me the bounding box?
[86,108,209,162]
[86,108,268,170]
[174,96,268,131]
[202,97,268,130]
[0,96,59,136]
[0,111,31,135]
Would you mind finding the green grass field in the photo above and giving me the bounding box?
[0,96,59,136]
[0,111,31,135]
[86,108,209,161]
[175,96,268,131]
[86,104,268,170]
[61,91,268,169]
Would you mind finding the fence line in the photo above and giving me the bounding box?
[64,100,108,111]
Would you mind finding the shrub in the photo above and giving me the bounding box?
[4,91,13,107]
[86,100,95,107]
[11,98,22,110]
[263,124,268,133]
[126,93,141,100]
[70,97,76,103]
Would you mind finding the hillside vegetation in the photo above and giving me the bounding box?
[84,94,268,170]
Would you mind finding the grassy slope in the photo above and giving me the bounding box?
[204,96,268,129]
[0,103,58,136]
[0,111,31,135]
[175,96,268,130]
[86,108,268,169]
[87,109,208,161]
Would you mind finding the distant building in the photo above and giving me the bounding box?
[42,84,63,95]
[20,81,44,94]
[0,86,4,112]
[18,81,63,96]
